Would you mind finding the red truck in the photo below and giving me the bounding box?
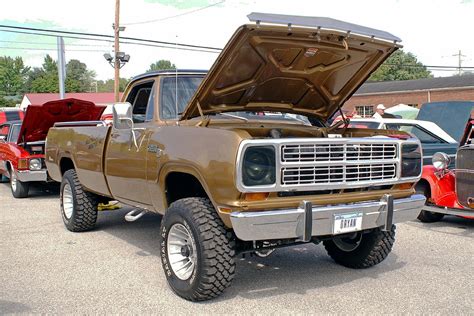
[0,99,104,198]
[416,119,474,222]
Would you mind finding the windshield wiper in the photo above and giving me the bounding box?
[218,113,249,122]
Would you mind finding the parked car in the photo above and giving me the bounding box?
[0,98,105,198]
[416,118,474,222]
[0,108,24,124]
[45,13,425,301]
[345,118,457,166]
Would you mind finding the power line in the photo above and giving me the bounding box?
[0,29,219,53]
[122,0,225,26]
[0,39,112,47]
[0,24,222,51]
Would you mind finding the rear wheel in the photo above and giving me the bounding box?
[416,182,444,223]
[60,169,98,232]
[324,225,396,269]
[160,197,235,301]
[10,169,29,198]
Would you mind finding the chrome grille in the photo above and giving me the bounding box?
[282,143,397,162]
[282,163,396,185]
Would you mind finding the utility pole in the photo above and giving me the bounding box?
[114,0,120,102]
[452,50,466,76]
[57,36,66,99]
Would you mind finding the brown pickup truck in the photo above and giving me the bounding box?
[45,13,426,301]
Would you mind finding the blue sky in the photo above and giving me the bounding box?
[1,0,473,79]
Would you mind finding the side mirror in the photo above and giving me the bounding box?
[112,102,134,130]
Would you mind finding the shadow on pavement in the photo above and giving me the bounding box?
[0,182,59,199]
[406,216,474,238]
[0,300,31,313]
[97,207,407,301]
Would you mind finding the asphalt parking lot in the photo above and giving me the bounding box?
[1,182,473,314]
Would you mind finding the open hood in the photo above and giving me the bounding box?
[181,12,401,121]
[18,98,105,144]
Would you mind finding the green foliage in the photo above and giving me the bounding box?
[147,60,176,72]
[370,50,432,81]
[0,56,30,95]
[96,78,129,92]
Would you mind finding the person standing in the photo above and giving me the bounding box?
[373,104,386,119]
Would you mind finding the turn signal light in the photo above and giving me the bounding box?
[396,183,413,190]
[17,159,28,170]
[244,192,269,201]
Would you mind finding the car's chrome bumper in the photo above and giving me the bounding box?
[16,169,47,182]
[230,194,426,241]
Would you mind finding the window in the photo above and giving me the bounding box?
[385,123,444,144]
[10,124,21,142]
[407,104,418,108]
[160,76,204,120]
[0,124,10,141]
[347,121,381,129]
[355,105,374,118]
[126,81,155,123]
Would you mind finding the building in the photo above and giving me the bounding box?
[19,92,123,110]
[345,75,474,117]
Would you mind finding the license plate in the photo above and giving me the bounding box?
[333,212,363,234]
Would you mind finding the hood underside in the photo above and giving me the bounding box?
[181,13,401,121]
[18,98,105,143]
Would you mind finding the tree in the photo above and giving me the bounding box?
[27,55,96,93]
[0,56,30,96]
[29,55,59,93]
[96,78,129,92]
[65,59,96,92]
[370,50,432,81]
[147,60,176,72]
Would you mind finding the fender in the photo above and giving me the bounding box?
[421,165,463,209]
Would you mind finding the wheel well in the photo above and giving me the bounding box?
[415,179,431,198]
[60,158,75,176]
[165,172,208,206]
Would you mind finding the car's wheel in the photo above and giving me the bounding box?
[323,225,396,269]
[416,182,444,223]
[160,197,235,301]
[60,169,98,232]
[10,169,29,198]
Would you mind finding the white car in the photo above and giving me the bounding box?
[346,118,458,166]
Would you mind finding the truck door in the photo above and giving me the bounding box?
[104,79,156,206]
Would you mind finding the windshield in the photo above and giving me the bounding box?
[10,124,21,142]
[216,112,311,125]
[160,75,204,120]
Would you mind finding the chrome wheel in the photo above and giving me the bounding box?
[333,233,363,252]
[10,171,17,192]
[167,223,197,280]
[62,183,74,219]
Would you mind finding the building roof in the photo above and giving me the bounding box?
[24,92,123,105]
[355,75,474,95]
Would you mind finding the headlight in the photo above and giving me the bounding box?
[242,146,276,186]
[432,152,450,171]
[401,143,422,178]
[29,158,42,171]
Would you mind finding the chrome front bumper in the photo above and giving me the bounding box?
[230,194,426,241]
[16,169,47,182]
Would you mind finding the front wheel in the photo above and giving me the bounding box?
[10,170,29,198]
[416,182,444,223]
[60,169,98,232]
[160,197,235,301]
[324,225,396,269]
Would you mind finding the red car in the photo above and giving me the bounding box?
[416,119,474,222]
[0,99,105,198]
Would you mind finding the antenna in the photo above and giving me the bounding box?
[175,34,179,125]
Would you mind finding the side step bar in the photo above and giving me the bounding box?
[423,205,474,217]
[125,209,147,222]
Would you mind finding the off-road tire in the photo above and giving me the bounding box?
[416,182,444,223]
[324,225,396,269]
[160,197,235,301]
[10,169,29,198]
[60,169,98,232]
